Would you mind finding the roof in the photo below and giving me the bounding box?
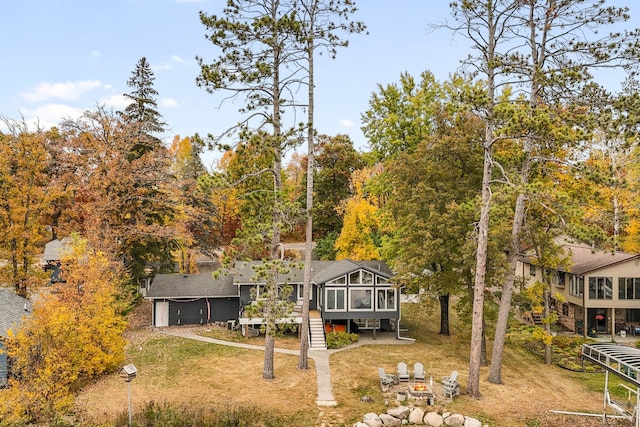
[43,237,73,262]
[0,288,32,337]
[146,273,237,299]
[519,238,640,276]
[146,259,394,299]
[562,243,640,275]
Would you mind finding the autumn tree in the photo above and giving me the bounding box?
[170,134,222,271]
[382,81,485,336]
[0,120,54,297]
[313,134,364,238]
[61,106,179,283]
[335,166,383,260]
[0,236,129,424]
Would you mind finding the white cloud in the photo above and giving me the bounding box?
[160,98,178,107]
[89,50,101,59]
[171,55,187,64]
[339,118,355,127]
[19,104,85,129]
[21,80,103,102]
[101,94,129,110]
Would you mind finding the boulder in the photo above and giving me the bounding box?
[424,411,444,426]
[444,413,465,427]
[363,412,384,427]
[379,413,402,426]
[387,406,410,419]
[408,407,425,424]
[463,417,482,427]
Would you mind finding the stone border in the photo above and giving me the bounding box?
[353,406,488,427]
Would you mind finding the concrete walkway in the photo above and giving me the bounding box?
[161,330,414,407]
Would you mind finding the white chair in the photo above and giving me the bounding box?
[378,367,396,391]
[397,362,410,382]
[442,370,460,398]
[413,362,426,383]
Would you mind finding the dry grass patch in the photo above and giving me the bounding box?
[75,331,317,425]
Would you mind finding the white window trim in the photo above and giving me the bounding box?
[325,287,347,312]
[376,287,396,311]
[326,276,346,286]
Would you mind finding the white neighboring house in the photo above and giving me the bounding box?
[517,238,640,337]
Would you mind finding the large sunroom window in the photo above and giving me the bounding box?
[349,288,373,310]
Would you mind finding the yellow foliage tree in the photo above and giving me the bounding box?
[0,236,129,424]
[335,165,383,260]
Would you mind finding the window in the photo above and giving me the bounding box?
[327,276,346,285]
[349,270,373,285]
[618,278,640,300]
[349,288,373,310]
[377,288,396,311]
[589,277,613,300]
[296,284,312,301]
[377,276,389,285]
[325,288,346,311]
[557,271,565,287]
[529,264,536,277]
[569,275,583,298]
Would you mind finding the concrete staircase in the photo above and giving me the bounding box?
[309,310,327,350]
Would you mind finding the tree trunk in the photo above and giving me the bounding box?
[263,332,275,379]
[468,136,493,400]
[439,293,450,335]
[544,289,552,365]
[298,24,316,369]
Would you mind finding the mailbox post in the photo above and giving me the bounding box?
[120,364,137,426]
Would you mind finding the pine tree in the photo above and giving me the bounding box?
[122,56,167,159]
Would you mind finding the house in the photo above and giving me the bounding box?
[145,259,399,348]
[0,288,32,387]
[42,237,73,284]
[517,239,640,337]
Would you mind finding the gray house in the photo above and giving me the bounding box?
[0,288,32,387]
[146,259,399,348]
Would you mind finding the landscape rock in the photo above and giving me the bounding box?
[387,406,410,419]
[463,417,482,427]
[444,413,465,427]
[408,407,425,424]
[354,423,369,427]
[363,412,384,427]
[379,413,402,426]
[424,411,444,426]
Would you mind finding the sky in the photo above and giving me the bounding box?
[1,0,639,168]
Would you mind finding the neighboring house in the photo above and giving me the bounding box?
[145,259,399,348]
[0,288,32,387]
[517,239,640,337]
[43,237,73,284]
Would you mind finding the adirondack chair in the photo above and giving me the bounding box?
[442,370,460,398]
[378,367,396,391]
[397,362,410,382]
[413,362,426,383]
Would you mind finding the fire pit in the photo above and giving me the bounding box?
[408,383,435,405]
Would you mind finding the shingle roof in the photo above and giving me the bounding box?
[233,259,392,285]
[561,243,640,275]
[146,260,394,299]
[146,273,237,299]
[0,288,32,337]
[43,237,73,262]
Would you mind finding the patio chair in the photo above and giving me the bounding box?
[378,368,396,391]
[397,362,410,382]
[413,362,426,383]
[442,370,460,399]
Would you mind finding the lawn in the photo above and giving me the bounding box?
[74,301,635,426]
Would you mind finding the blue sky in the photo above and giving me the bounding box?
[1,1,638,167]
